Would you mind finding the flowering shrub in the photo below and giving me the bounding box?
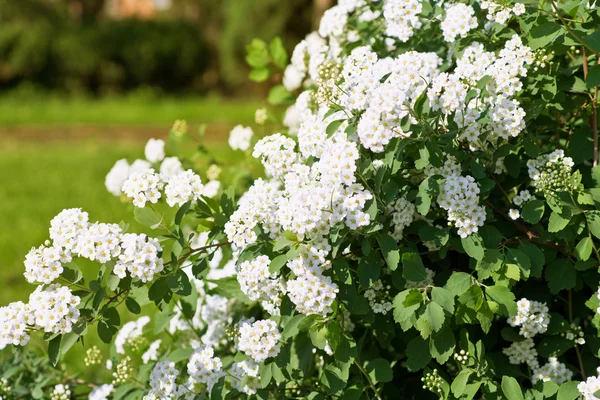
[3,0,600,399]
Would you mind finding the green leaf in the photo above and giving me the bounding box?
[502,376,524,400]
[415,144,430,169]
[506,248,531,279]
[477,249,503,277]
[393,290,423,324]
[548,211,570,233]
[406,336,431,371]
[364,359,393,383]
[451,369,472,396]
[167,269,192,296]
[269,254,288,274]
[133,207,162,229]
[485,285,517,316]
[377,234,400,271]
[575,237,593,261]
[421,301,446,333]
[430,326,455,364]
[358,257,382,287]
[48,335,62,367]
[282,315,308,340]
[125,297,141,314]
[528,22,564,50]
[174,201,191,225]
[522,200,545,224]
[582,31,600,54]
[545,259,576,294]
[586,210,600,239]
[249,67,271,82]
[402,252,427,281]
[432,287,454,313]
[268,85,293,105]
[269,37,288,69]
[557,381,582,400]
[461,233,485,261]
[97,321,114,344]
[326,120,345,137]
[445,272,472,296]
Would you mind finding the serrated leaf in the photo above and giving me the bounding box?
[432,287,454,313]
[575,237,593,261]
[461,233,485,261]
[377,234,400,271]
[587,211,600,239]
[445,272,472,296]
[557,381,582,400]
[406,336,431,371]
[365,358,393,384]
[522,200,545,224]
[548,211,570,233]
[402,253,427,281]
[545,259,576,294]
[485,285,517,316]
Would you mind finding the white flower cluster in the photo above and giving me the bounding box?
[75,222,122,262]
[89,384,113,400]
[527,150,575,194]
[112,356,134,385]
[114,234,163,283]
[237,256,284,316]
[228,125,253,151]
[481,1,526,24]
[383,0,422,42]
[440,4,478,43]
[142,339,162,364]
[286,273,339,316]
[50,384,71,400]
[502,338,538,368]
[390,196,416,240]
[50,208,89,255]
[122,169,164,208]
[145,138,166,163]
[164,169,204,207]
[29,284,80,334]
[438,175,486,238]
[237,319,281,363]
[147,361,179,399]
[230,360,260,395]
[578,368,600,400]
[512,190,533,207]
[115,316,150,354]
[531,357,573,385]
[185,345,225,392]
[364,280,393,314]
[507,298,550,338]
[105,158,151,196]
[24,245,65,285]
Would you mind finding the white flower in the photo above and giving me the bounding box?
[159,157,183,179]
[441,4,478,42]
[236,319,281,363]
[51,384,71,400]
[122,169,164,208]
[105,159,130,196]
[88,384,113,400]
[508,298,550,338]
[145,138,165,163]
[114,316,150,354]
[164,169,204,207]
[503,338,538,369]
[114,234,163,283]
[185,345,225,391]
[532,357,573,385]
[509,209,520,220]
[142,339,162,364]
[228,125,253,151]
[237,256,284,316]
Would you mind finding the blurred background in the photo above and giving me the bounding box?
[0,0,333,303]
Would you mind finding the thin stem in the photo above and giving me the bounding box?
[568,290,587,379]
[354,360,383,400]
[549,0,600,57]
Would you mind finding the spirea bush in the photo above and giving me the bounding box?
[2,0,600,399]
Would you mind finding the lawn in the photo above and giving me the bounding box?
[0,93,262,126]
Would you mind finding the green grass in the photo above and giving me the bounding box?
[0,93,262,126]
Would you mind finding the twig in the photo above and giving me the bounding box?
[354,360,383,400]
[568,290,587,379]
